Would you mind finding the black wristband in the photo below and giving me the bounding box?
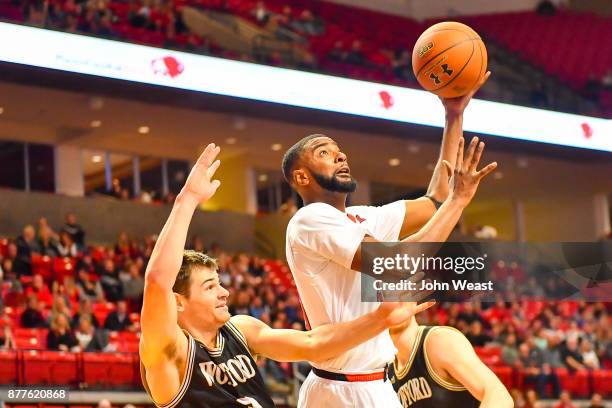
[424,195,443,210]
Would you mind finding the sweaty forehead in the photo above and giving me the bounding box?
[304,136,337,152]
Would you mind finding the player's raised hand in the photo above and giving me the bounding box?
[440,71,490,116]
[442,136,497,207]
[375,301,437,328]
[182,143,221,202]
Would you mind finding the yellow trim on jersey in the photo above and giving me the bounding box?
[143,333,196,408]
[201,329,224,357]
[393,326,425,381]
[423,326,467,392]
[226,320,257,360]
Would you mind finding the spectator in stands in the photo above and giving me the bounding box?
[510,389,525,407]
[585,74,601,101]
[278,196,298,215]
[25,274,53,308]
[524,389,543,408]
[47,313,78,351]
[554,391,576,408]
[518,341,560,398]
[457,302,484,326]
[104,300,135,332]
[602,70,612,89]
[62,213,85,249]
[98,258,123,302]
[189,235,205,253]
[98,400,111,408]
[328,40,346,63]
[57,231,78,257]
[580,338,600,369]
[75,315,109,351]
[0,314,15,350]
[530,82,549,108]
[72,298,100,329]
[345,40,365,66]
[253,1,270,26]
[561,335,586,372]
[16,225,40,275]
[1,258,23,295]
[38,226,59,257]
[292,9,324,36]
[249,296,269,320]
[20,295,47,328]
[76,268,106,302]
[501,333,519,365]
[391,49,412,81]
[48,295,73,325]
[587,393,605,408]
[122,261,144,307]
[465,320,492,347]
[257,357,292,394]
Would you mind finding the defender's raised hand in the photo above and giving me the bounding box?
[182,143,221,202]
[443,136,497,207]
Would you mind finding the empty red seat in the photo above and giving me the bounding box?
[557,367,589,398]
[592,369,612,396]
[23,351,79,385]
[107,353,136,387]
[82,352,112,388]
[0,349,18,384]
[491,366,513,390]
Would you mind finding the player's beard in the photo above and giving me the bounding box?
[311,170,357,193]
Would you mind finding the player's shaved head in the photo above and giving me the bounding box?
[282,134,328,184]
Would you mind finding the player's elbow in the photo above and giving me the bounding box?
[481,383,513,408]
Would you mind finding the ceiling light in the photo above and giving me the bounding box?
[89,97,105,110]
[271,143,282,151]
[388,158,401,167]
[517,157,528,168]
[232,117,246,131]
[494,172,503,180]
[408,144,420,154]
[92,155,102,163]
[138,126,150,134]
[90,120,102,128]
[258,174,268,182]
[426,163,435,171]
[226,137,237,145]
[0,107,4,115]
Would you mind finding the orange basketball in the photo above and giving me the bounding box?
[412,22,487,98]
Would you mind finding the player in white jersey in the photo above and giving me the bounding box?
[282,73,496,407]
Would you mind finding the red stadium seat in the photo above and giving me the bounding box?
[107,353,136,387]
[592,369,612,397]
[0,349,18,384]
[82,352,112,388]
[53,257,77,283]
[23,351,79,385]
[31,254,53,282]
[490,366,513,390]
[557,367,589,398]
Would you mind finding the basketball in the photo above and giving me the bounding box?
[412,21,487,98]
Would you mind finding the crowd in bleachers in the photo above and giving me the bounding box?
[0,214,610,404]
[2,0,611,116]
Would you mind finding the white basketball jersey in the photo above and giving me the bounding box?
[286,200,406,372]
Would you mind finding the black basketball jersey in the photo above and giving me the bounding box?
[388,326,479,408]
[141,321,276,408]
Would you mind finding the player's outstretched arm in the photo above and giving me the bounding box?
[399,72,490,238]
[140,143,221,367]
[231,301,435,363]
[351,136,497,270]
[427,328,513,408]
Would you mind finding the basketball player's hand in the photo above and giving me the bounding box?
[443,136,497,207]
[440,71,490,116]
[182,143,221,202]
[375,301,437,328]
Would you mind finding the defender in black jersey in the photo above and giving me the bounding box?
[139,143,436,408]
[388,322,512,408]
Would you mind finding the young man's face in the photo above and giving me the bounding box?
[298,136,356,193]
[180,267,230,327]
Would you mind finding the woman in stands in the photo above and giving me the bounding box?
[47,313,78,351]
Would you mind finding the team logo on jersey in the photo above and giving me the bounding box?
[397,377,433,407]
[199,355,257,387]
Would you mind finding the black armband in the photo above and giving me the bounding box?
[424,195,443,210]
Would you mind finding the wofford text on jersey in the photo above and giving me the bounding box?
[198,355,257,387]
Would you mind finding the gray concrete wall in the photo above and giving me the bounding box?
[0,189,254,252]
